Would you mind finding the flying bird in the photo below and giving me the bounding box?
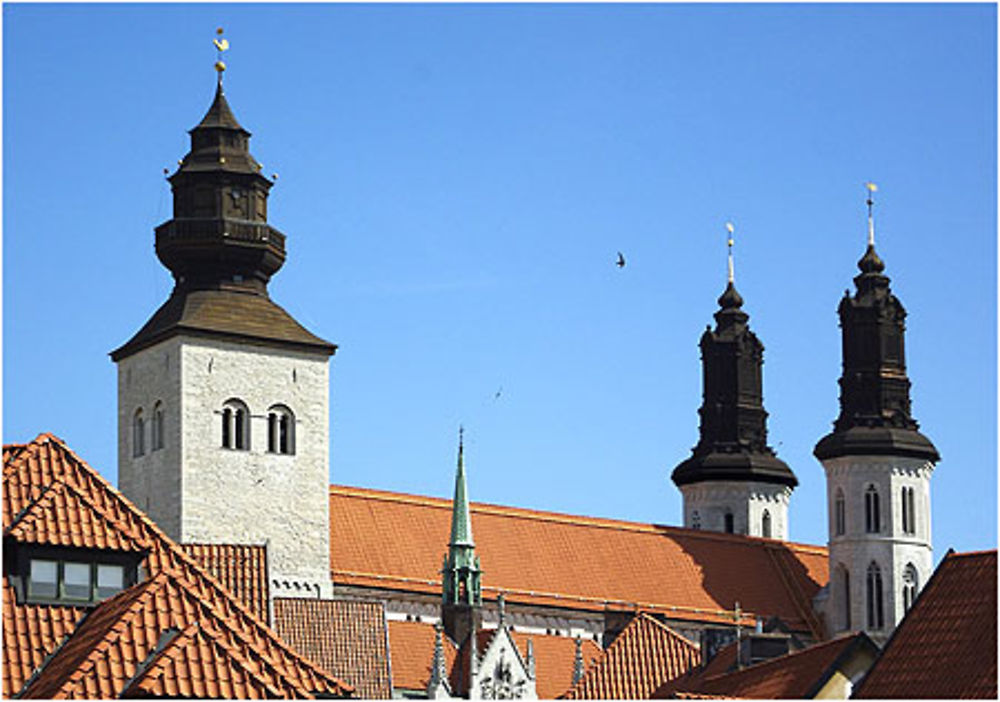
[616,252,626,269]
[494,387,503,401]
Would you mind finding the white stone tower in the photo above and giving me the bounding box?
[111,58,336,599]
[672,226,797,540]
[814,185,938,644]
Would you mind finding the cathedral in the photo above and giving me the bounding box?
[6,48,990,701]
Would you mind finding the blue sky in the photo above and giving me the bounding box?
[4,3,996,557]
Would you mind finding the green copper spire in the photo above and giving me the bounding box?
[442,427,482,609]
[449,427,475,548]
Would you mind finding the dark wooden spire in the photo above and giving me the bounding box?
[813,244,938,462]
[672,281,797,488]
[111,80,334,361]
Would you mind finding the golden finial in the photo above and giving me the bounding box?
[213,27,229,80]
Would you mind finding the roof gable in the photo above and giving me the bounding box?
[563,612,699,699]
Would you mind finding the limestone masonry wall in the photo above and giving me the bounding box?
[118,334,333,599]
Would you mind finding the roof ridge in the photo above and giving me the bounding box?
[329,484,827,553]
[948,548,998,558]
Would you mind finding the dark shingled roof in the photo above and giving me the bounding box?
[110,288,336,360]
[195,83,248,133]
[854,550,997,699]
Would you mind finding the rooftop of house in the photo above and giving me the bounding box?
[655,631,878,699]
[563,612,700,699]
[3,433,351,699]
[853,549,998,699]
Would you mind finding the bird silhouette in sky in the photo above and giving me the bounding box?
[616,252,626,269]
[494,387,503,401]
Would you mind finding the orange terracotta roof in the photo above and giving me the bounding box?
[657,632,877,699]
[512,630,601,700]
[563,612,699,699]
[387,619,458,692]
[3,433,352,699]
[329,484,829,632]
[1,577,86,696]
[273,598,392,699]
[854,549,998,699]
[182,543,269,624]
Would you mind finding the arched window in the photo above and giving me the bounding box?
[901,486,916,535]
[866,562,884,630]
[902,564,919,613]
[152,402,164,451]
[865,485,880,533]
[724,512,734,534]
[221,399,250,450]
[691,510,701,530]
[267,405,295,455]
[840,565,852,630]
[132,409,145,457]
[762,510,772,538]
[835,488,846,536]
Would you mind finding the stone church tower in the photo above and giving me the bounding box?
[814,187,938,644]
[672,231,797,540]
[111,66,336,599]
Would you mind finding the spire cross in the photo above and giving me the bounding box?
[725,222,735,284]
[213,27,230,85]
[865,181,878,247]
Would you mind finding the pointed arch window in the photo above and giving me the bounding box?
[835,488,846,535]
[132,409,145,457]
[866,562,884,629]
[267,405,295,455]
[901,486,916,534]
[762,510,772,538]
[724,512,734,534]
[840,565,852,630]
[221,399,250,450]
[902,564,919,613]
[151,402,165,451]
[865,485,880,533]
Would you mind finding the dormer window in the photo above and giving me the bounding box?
[14,545,139,606]
[221,399,250,450]
[267,405,295,455]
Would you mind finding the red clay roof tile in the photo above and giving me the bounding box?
[329,485,828,632]
[658,632,877,699]
[182,543,269,624]
[563,612,699,699]
[854,550,998,699]
[386,619,458,693]
[4,433,352,699]
[273,598,392,699]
